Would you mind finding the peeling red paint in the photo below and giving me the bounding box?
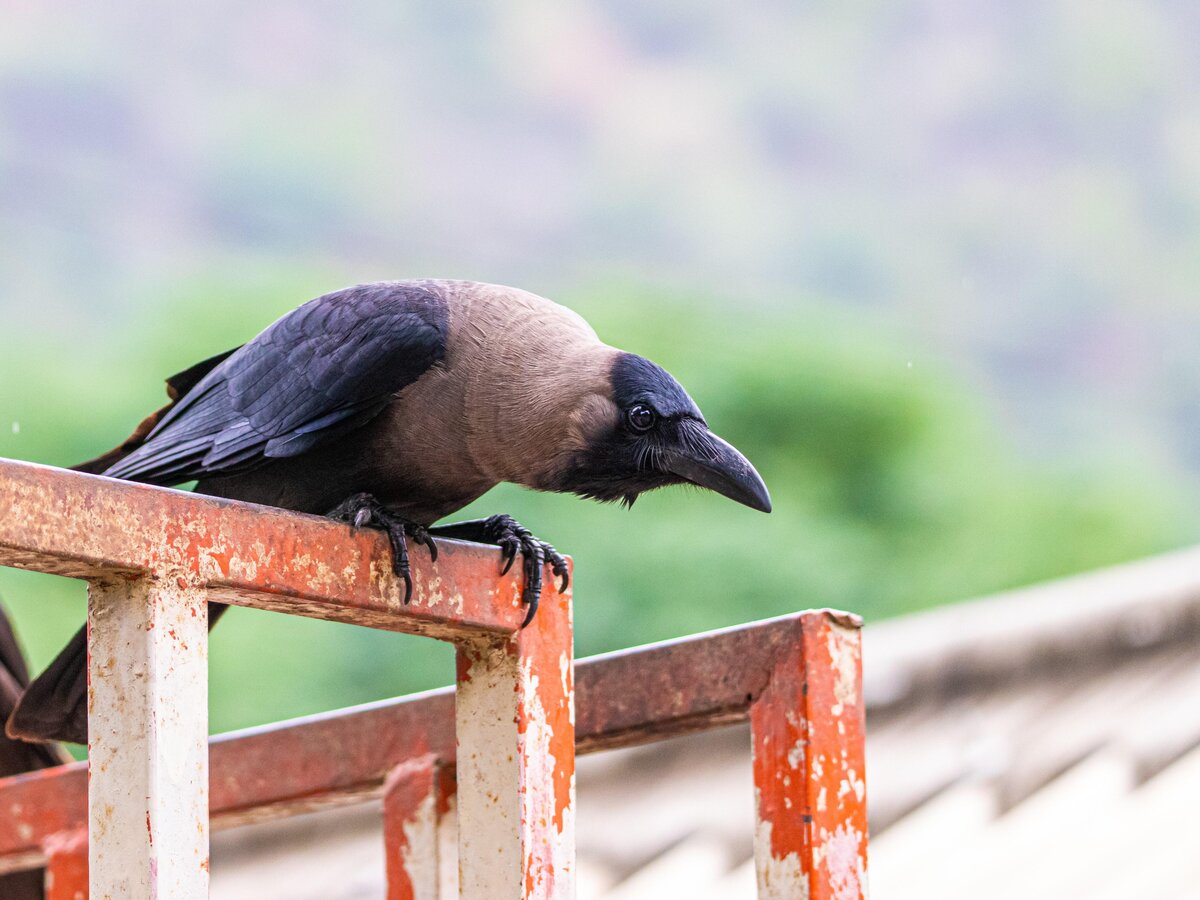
[0,613,869,875]
[514,585,574,837]
[453,561,575,899]
[0,458,579,897]
[0,465,867,900]
[455,652,473,685]
[0,458,529,638]
[42,828,87,900]
[434,766,456,820]
[383,755,447,900]
[516,570,575,898]
[751,612,868,899]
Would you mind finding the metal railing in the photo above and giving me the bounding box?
[0,457,868,899]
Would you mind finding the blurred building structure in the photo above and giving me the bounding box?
[210,546,1200,898]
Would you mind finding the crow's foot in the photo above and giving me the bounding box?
[327,493,436,603]
[428,515,568,627]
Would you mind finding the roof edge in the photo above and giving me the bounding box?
[863,545,1200,710]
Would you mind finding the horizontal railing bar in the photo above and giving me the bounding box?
[0,611,853,871]
[0,458,527,638]
[574,611,860,751]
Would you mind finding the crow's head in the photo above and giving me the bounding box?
[559,352,771,512]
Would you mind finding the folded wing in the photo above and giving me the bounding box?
[104,282,448,485]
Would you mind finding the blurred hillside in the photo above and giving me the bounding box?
[2,1,1199,733]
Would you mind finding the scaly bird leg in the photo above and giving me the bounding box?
[428,515,568,627]
[327,493,437,603]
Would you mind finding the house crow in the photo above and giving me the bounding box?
[8,280,770,746]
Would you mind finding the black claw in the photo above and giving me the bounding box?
[428,514,565,628]
[520,557,542,623]
[385,523,413,604]
[413,527,438,563]
[500,542,518,576]
[520,592,540,628]
[517,540,545,627]
[541,543,570,594]
[326,493,437,605]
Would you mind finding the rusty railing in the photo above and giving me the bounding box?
[0,457,868,899]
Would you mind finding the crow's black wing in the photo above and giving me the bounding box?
[104,282,448,485]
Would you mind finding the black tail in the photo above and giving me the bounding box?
[7,624,88,746]
[6,347,240,748]
[0,603,72,899]
[10,604,230,746]
[0,604,70,761]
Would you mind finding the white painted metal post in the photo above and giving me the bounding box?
[87,576,210,899]
[455,581,574,900]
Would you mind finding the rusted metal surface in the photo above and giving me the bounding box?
[0,688,464,875]
[455,570,574,899]
[208,690,459,824]
[43,829,87,900]
[383,756,456,900]
[0,763,87,875]
[0,446,865,900]
[573,613,833,751]
[0,455,579,899]
[88,578,210,899]
[751,611,868,900]
[0,458,527,638]
[0,611,867,882]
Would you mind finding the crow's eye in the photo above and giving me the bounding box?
[626,404,656,433]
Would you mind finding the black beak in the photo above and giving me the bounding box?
[663,424,772,513]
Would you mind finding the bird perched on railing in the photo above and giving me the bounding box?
[8,280,770,746]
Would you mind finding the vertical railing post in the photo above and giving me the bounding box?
[750,611,868,900]
[454,574,574,900]
[384,756,457,900]
[43,829,88,900]
[87,576,209,899]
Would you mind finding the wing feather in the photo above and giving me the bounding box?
[105,282,448,485]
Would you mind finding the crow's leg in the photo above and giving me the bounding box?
[327,493,436,604]
[428,515,568,626]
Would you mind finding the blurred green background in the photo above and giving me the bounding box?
[2,2,1199,737]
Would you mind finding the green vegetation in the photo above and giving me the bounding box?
[4,0,1200,738]
[1,278,1192,736]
